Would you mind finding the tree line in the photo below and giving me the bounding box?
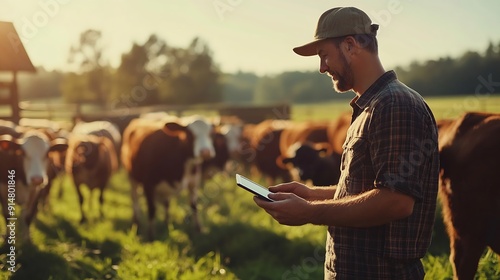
[17,31,500,107]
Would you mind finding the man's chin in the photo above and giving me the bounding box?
[333,81,350,93]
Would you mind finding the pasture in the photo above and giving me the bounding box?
[1,95,500,279]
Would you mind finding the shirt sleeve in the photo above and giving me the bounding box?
[368,103,431,201]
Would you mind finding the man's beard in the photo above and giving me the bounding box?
[330,52,353,93]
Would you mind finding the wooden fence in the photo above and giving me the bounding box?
[2,101,291,132]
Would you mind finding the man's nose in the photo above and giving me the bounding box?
[319,59,328,73]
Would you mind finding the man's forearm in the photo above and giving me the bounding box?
[309,185,337,200]
[308,188,415,227]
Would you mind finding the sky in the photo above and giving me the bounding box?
[1,0,499,76]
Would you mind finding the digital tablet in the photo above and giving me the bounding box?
[236,174,274,202]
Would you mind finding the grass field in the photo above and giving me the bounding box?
[0,95,500,279]
[1,169,499,280]
[292,94,500,122]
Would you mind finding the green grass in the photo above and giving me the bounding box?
[0,170,328,279]
[292,94,500,121]
[1,169,499,279]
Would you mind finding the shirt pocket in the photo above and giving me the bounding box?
[341,136,369,178]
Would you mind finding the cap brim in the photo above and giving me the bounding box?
[293,39,323,56]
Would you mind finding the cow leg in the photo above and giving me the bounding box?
[99,187,105,220]
[22,185,44,242]
[39,182,51,212]
[187,179,201,232]
[130,179,141,226]
[143,184,156,241]
[450,234,485,280]
[75,184,86,224]
[163,199,170,227]
[24,185,43,226]
[57,174,66,199]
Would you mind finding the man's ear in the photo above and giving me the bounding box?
[344,36,356,52]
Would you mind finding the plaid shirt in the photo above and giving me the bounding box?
[324,71,439,279]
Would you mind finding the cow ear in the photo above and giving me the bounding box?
[49,138,69,152]
[162,122,187,140]
[0,135,22,153]
[276,155,288,169]
[282,157,293,165]
[313,142,331,157]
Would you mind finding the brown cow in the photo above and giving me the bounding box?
[438,111,500,279]
[121,115,215,240]
[0,125,68,242]
[279,120,331,156]
[65,134,118,223]
[245,119,293,185]
[242,118,342,185]
[279,113,351,187]
[326,112,351,155]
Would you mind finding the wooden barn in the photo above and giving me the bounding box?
[0,21,36,124]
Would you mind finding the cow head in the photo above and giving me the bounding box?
[68,137,101,171]
[163,117,215,161]
[282,143,327,181]
[219,123,243,157]
[0,131,68,186]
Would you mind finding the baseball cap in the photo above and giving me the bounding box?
[293,7,379,56]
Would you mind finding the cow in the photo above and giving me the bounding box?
[18,118,71,210]
[282,142,341,186]
[201,128,230,180]
[326,112,351,155]
[437,111,500,279]
[121,115,215,240]
[65,133,118,224]
[0,125,68,242]
[245,119,293,185]
[242,119,341,185]
[72,120,122,160]
[202,121,244,178]
[279,120,331,157]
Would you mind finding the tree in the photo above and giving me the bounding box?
[111,35,167,107]
[62,29,111,105]
[159,37,221,105]
[221,71,259,104]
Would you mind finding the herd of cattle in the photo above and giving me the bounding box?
[0,110,499,278]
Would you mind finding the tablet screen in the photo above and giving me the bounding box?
[236,174,274,202]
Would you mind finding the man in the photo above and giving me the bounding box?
[253,7,439,279]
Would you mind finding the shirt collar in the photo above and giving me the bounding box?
[350,70,398,111]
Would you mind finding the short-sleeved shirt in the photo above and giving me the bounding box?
[324,71,439,279]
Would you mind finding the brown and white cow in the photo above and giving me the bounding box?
[0,125,68,242]
[202,121,244,178]
[72,120,122,159]
[18,118,71,210]
[438,111,500,279]
[121,115,215,240]
[65,133,118,224]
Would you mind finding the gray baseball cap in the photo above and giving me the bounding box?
[293,7,379,56]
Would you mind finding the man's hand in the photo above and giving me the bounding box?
[270,181,336,201]
[268,181,312,200]
[253,192,312,226]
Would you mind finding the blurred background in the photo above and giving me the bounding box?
[1,0,499,123]
[1,1,500,279]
